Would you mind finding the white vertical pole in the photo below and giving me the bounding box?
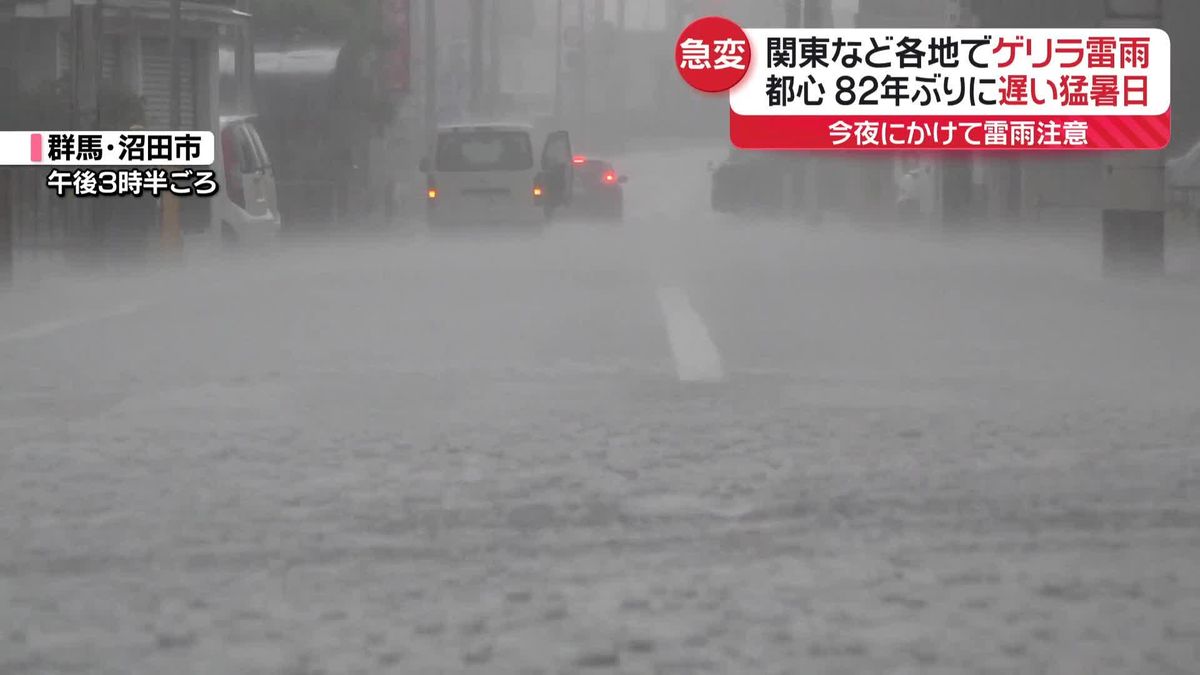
[1101,0,1165,277]
[168,0,182,129]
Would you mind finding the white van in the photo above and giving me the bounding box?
[214,115,282,245]
[420,124,574,229]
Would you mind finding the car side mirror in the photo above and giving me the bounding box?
[618,175,628,184]
[419,157,430,173]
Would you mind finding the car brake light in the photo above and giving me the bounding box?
[603,171,617,184]
[572,155,586,165]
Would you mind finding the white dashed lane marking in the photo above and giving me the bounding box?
[656,285,724,383]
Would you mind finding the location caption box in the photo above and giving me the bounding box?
[0,131,216,166]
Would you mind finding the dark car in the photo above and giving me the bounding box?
[710,150,787,214]
[569,156,627,221]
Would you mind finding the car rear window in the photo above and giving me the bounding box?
[244,123,272,170]
[577,160,611,182]
[227,124,262,174]
[436,130,534,172]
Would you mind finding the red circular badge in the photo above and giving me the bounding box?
[675,16,751,94]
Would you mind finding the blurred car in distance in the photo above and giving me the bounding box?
[709,149,786,215]
[569,156,626,221]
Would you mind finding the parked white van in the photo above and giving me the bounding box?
[420,124,574,230]
[214,115,283,245]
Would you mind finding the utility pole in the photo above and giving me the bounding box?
[592,0,603,145]
[802,0,828,225]
[92,0,103,128]
[577,0,587,145]
[168,0,182,129]
[488,0,501,111]
[0,30,10,285]
[66,1,78,251]
[161,0,184,258]
[939,0,974,228]
[1101,0,1165,277]
[804,0,832,28]
[74,2,99,129]
[92,0,105,254]
[781,0,802,222]
[76,2,100,252]
[784,0,802,29]
[554,0,563,123]
[423,0,437,144]
[0,169,11,288]
[615,0,626,147]
[235,0,255,114]
[468,0,483,116]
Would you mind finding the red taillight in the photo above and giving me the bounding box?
[603,171,617,184]
[221,129,245,208]
[572,155,587,165]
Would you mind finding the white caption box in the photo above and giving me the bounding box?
[0,131,216,166]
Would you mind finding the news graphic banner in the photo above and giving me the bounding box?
[674,18,1171,151]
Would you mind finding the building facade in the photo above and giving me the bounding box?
[1,0,245,255]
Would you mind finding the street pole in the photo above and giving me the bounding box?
[781,0,801,221]
[92,0,103,128]
[577,0,587,145]
[591,0,603,146]
[77,2,100,251]
[162,0,183,258]
[804,0,833,28]
[615,0,626,148]
[69,1,79,130]
[1101,0,1165,277]
[168,0,182,129]
[235,0,255,114]
[488,0,501,111]
[784,0,802,29]
[468,0,483,116]
[424,0,437,145]
[554,0,563,123]
[940,0,974,229]
[91,0,105,253]
[0,170,12,288]
[802,0,828,226]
